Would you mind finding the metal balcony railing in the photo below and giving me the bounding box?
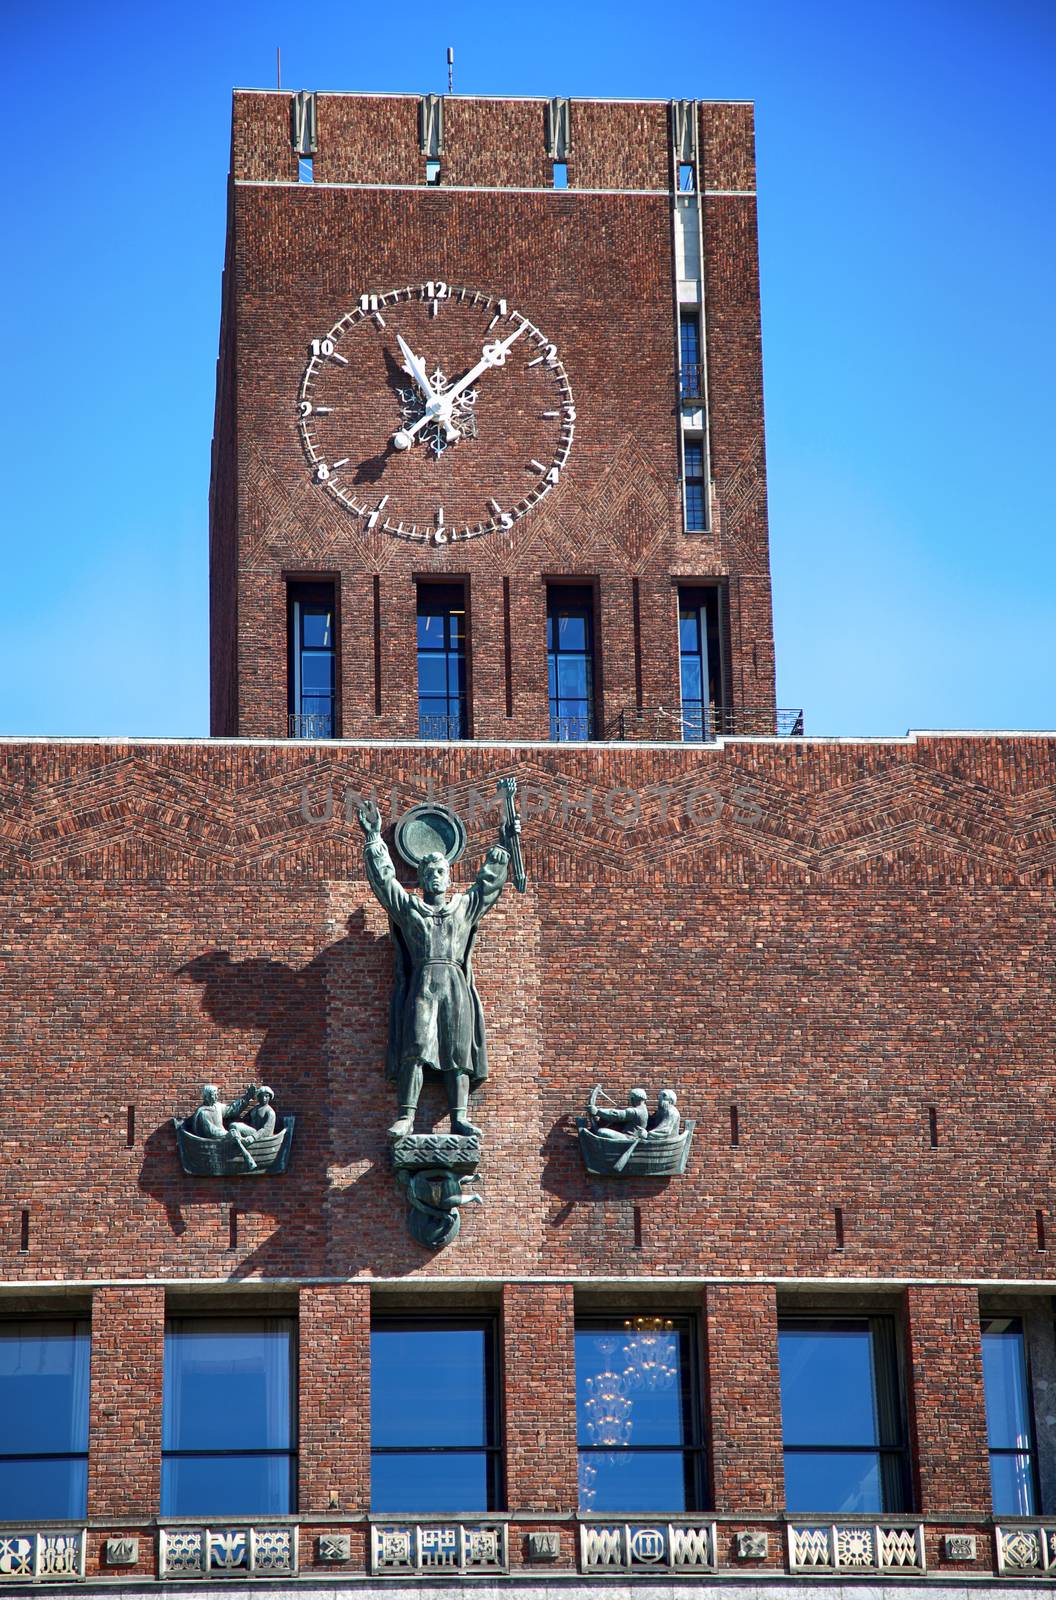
[680,362,707,404]
[617,704,804,741]
[417,710,467,741]
[288,711,334,739]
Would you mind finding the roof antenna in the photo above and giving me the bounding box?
[276,46,282,92]
[447,46,454,95]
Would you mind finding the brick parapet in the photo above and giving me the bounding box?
[87,1286,165,1518]
[904,1285,992,1514]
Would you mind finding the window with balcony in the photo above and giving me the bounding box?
[0,1319,89,1518]
[547,585,595,741]
[683,439,707,530]
[371,1319,501,1511]
[678,586,723,741]
[575,1315,705,1512]
[417,583,468,740]
[162,1317,297,1516]
[982,1316,1038,1514]
[288,582,336,738]
[778,1315,909,1513]
[679,310,704,403]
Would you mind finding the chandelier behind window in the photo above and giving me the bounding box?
[621,1315,678,1390]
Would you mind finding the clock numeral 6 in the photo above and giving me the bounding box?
[298,401,313,418]
[310,337,335,358]
[315,462,331,482]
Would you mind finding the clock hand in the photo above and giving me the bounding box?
[396,334,438,404]
[391,322,528,450]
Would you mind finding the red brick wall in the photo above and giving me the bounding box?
[704,1283,784,1510]
[211,93,776,738]
[502,1284,578,1511]
[87,1286,164,1517]
[298,1283,371,1512]
[905,1285,992,1513]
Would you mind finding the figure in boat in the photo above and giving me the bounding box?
[175,1083,293,1177]
[577,1085,694,1177]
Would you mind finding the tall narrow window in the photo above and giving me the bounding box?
[288,582,336,738]
[679,311,703,403]
[683,439,706,529]
[678,586,723,741]
[547,585,595,741]
[371,1319,501,1511]
[981,1317,1038,1514]
[779,1316,908,1513]
[0,1320,89,1518]
[417,583,468,739]
[575,1316,705,1513]
[162,1317,296,1516]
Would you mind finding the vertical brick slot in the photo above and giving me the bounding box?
[19,1209,29,1252]
[834,1206,845,1249]
[229,1207,238,1249]
[632,578,643,709]
[372,576,382,715]
[502,577,513,717]
[633,1204,643,1247]
[729,1104,740,1146]
[126,1105,136,1147]
[928,1105,939,1147]
[1036,1209,1047,1252]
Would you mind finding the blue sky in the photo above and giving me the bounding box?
[4,0,1053,738]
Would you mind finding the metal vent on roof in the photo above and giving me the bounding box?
[545,97,572,160]
[420,94,444,157]
[670,99,697,166]
[290,91,318,156]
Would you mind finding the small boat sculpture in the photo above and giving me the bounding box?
[576,1084,694,1177]
[174,1116,294,1176]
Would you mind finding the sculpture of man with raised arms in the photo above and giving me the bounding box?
[357,801,512,1139]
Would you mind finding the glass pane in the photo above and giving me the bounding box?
[578,1449,689,1513]
[448,609,465,646]
[556,611,588,652]
[576,1327,688,1448]
[0,1322,89,1454]
[685,485,706,527]
[989,1451,1037,1516]
[783,1450,882,1513]
[417,612,446,649]
[446,655,467,695]
[684,443,703,476]
[679,610,700,654]
[0,1456,87,1520]
[371,1450,491,1513]
[982,1325,1033,1450]
[779,1323,879,1447]
[301,609,331,648]
[161,1453,293,1517]
[557,657,588,699]
[163,1321,293,1452]
[417,654,448,697]
[680,316,700,367]
[300,653,333,692]
[681,657,703,702]
[371,1326,490,1448]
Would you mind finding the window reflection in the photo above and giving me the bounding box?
[778,1317,907,1513]
[0,1320,89,1518]
[416,584,468,740]
[547,586,595,741]
[982,1317,1037,1514]
[288,583,336,738]
[161,1317,296,1516]
[575,1317,703,1512]
[371,1320,501,1511]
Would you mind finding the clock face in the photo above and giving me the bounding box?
[297,282,574,544]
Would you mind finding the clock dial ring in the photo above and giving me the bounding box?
[297,283,575,544]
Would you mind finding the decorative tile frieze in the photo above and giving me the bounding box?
[317,1534,351,1563]
[159,1527,296,1579]
[370,1523,507,1576]
[104,1537,139,1567]
[996,1525,1056,1575]
[0,1534,85,1582]
[943,1533,977,1561]
[736,1530,769,1560]
[525,1530,561,1562]
[787,1522,926,1576]
[579,1522,716,1573]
